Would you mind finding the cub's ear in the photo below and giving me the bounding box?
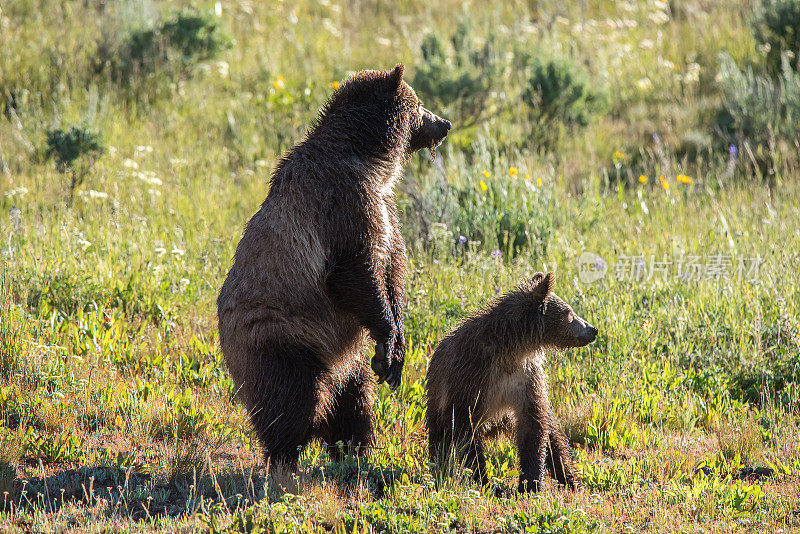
[531,271,555,300]
[388,63,404,90]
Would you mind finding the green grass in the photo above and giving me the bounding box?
[0,0,799,531]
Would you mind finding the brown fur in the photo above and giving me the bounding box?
[217,65,450,468]
[426,272,598,492]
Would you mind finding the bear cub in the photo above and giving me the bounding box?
[426,272,597,492]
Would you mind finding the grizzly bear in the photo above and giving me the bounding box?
[426,272,597,492]
[217,65,450,468]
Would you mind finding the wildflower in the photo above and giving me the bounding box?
[636,78,654,91]
[122,158,139,170]
[676,174,693,184]
[491,249,502,258]
[482,170,491,178]
[78,189,109,200]
[614,150,626,160]
[729,144,738,160]
[524,173,530,181]
[4,187,28,198]
[536,177,542,187]
[10,205,21,233]
[137,172,162,186]
[659,175,669,190]
[331,81,340,90]
[509,167,518,177]
[638,175,648,184]
[458,235,467,245]
[479,180,488,192]
[273,76,285,90]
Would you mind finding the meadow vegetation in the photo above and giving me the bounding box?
[0,0,799,531]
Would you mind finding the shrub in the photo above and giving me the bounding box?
[716,53,800,177]
[45,126,105,171]
[522,56,607,148]
[45,125,105,198]
[411,19,503,128]
[751,0,800,73]
[96,8,232,91]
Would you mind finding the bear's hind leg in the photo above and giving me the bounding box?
[244,342,325,470]
[318,360,375,462]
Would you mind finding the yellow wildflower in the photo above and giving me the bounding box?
[638,175,648,184]
[482,170,491,178]
[659,175,669,190]
[614,150,626,160]
[331,80,340,90]
[479,180,488,192]
[676,174,693,184]
[524,173,530,181]
[509,167,518,177]
[536,177,542,187]
[273,76,285,90]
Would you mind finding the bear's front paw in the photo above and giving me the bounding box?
[384,339,405,390]
[371,341,392,384]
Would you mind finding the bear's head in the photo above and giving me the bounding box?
[523,272,598,349]
[317,64,450,158]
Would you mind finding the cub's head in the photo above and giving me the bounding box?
[523,272,598,349]
[319,64,450,157]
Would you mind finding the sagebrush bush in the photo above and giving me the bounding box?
[522,56,607,148]
[751,0,800,73]
[717,53,800,177]
[45,126,105,171]
[45,125,105,197]
[411,19,503,128]
[96,8,232,91]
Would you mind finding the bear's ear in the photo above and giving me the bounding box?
[388,64,404,90]
[531,272,555,300]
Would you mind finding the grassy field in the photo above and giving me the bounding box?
[1,0,799,531]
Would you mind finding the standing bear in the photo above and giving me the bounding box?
[426,272,597,492]
[218,65,450,468]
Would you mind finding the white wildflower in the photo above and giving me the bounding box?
[215,60,229,78]
[78,189,109,200]
[648,10,670,25]
[136,172,163,186]
[3,187,28,198]
[636,77,654,91]
[122,158,139,170]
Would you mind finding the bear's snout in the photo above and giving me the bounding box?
[577,323,598,346]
